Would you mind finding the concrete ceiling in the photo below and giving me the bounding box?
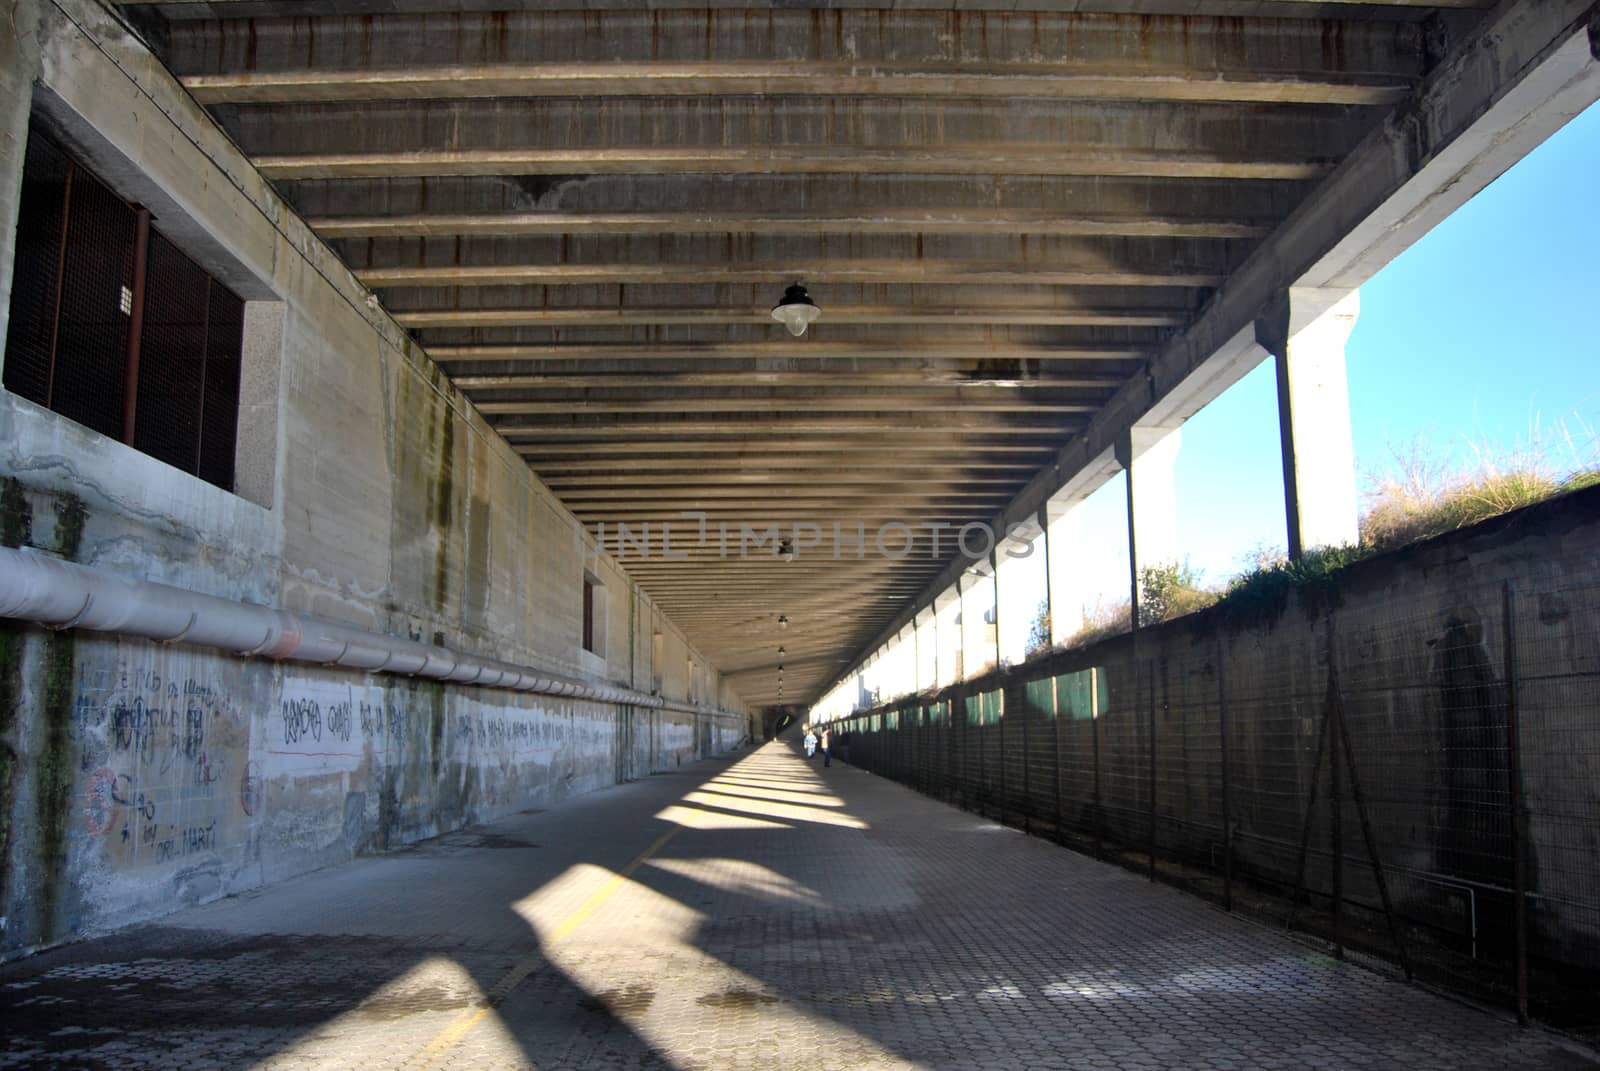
[116,0,1475,708]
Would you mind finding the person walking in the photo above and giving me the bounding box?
[821,726,833,767]
[803,726,817,759]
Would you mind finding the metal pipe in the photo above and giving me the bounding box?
[0,546,724,718]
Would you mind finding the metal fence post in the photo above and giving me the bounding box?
[1053,672,1063,844]
[998,692,1007,827]
[1148,658,1158,883]
[1022,684,1032,834]
[1504,580,1530,1026]
[1217,633,1233,912]
[1329,628,1344,960]
[1092,666,1103,860]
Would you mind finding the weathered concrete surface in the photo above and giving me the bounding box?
[0,0,745,960]
[0,743,1592,1070]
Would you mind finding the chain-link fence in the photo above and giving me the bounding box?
[834,566,1600,1033]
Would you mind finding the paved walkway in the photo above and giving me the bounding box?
[3,741,1594,1070]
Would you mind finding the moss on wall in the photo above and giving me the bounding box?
[431,396,455,614]
[33,494,86,941]
[0,477,33,935]
[428,680,445,781]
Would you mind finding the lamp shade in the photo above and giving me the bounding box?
[771,284,820,337]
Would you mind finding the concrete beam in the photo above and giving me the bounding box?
[453,372,1124,391]
[516,441,1056,457]
[472,396,1101,416]
[257,146,1330,182]
[183,63,1409,106]
[320,211,1267,241]
[428,343,1147,364]
[161,11,1428,80]
[281,173,1303,231]
[493,417,1077,437]
[394,305,1188,329]
[362,261,1220,289]
[548,476,1018,491]
[537,457,1036,473]
[130,0,1491,16]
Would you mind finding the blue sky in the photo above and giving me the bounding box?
[1165,98,1600,586]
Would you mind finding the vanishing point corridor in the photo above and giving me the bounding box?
[2,741,1590,1071]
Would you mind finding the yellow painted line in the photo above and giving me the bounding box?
[405,824,682,1070]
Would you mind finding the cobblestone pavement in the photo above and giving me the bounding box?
[3,742,1595,1070]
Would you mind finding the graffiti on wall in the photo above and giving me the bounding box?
[70,654,250,866]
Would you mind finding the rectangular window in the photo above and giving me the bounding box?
[651,631,664,693]
[582,575,597,654]
[3,126,242,491]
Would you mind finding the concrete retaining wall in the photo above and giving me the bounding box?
[839,483,1600,985]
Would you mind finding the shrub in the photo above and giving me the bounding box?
[1360,426,1599,551]
[1138,560,1218,627]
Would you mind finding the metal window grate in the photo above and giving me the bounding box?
[44,146,136,441]
[135,229,210,473]
[3,125,244,492]
[1,133,72,407]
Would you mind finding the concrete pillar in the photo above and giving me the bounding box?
[934,583,961,688]
[0,3,44,362]
[960,563,997,678]
[1116,426,1182,630]
[915,606,937,692]
[985,550,998,669]
[1257,288,1361,558]
[1036,505,1055,649]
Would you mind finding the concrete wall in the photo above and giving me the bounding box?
[838,484,1600,978]
[0,0,747,958]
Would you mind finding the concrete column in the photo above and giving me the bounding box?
[915,606,937,693]
[985,550,998,669]
[934,583,961,688]
[960,563,997,678]
[1257,288,1361,558]
[0,3,44,362]
[1116,426,1182,630]
[1036,505,1055,650]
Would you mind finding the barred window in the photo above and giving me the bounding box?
[3,126,243,492]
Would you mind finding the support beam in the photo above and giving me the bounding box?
[1258,287,1362,558]
[363,262,1222,289]
[394,305,1188,329]
[541,471,1035,487]
[494,416,1078,437]
[452,372,1125,392]
[322,211,1266,242]
[429,342,1147,364]
[516,441,1057,456]
[257,147,1330,182]
[474,396,1100,416]
[183,64,1409,107]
